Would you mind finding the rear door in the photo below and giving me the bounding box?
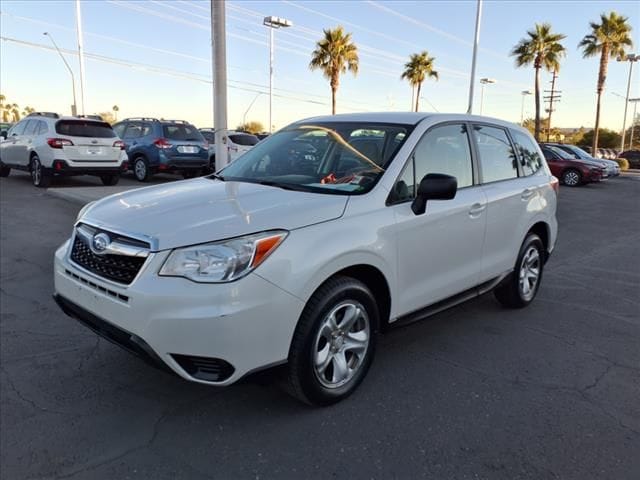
[55,120,120,163]
[15,119,38,167]
[473,124,543,282]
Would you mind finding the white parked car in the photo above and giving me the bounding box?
[0,112,127,187]
[53,113,558,405]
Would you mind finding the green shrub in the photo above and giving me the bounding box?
[614,158,629,170]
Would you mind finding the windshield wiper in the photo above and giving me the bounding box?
[208,173,225,181]
[255,180,310,192]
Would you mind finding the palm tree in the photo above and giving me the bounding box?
[401,51,438,112]
[22,106,35,117]
[579,12,633,152]
[309,26,359,115]
[511,23,566,141]
[112,104,119,121]
[10,104,20,122]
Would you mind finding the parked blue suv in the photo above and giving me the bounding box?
[113,118,209,182]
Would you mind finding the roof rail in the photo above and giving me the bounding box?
[161,119,189,124]
[27,112,60,119]
[121,117,158,122]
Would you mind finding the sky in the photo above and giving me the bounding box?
[1,0,638,132]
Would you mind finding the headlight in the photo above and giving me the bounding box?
[76,201,96,222]
[159,231,287,283]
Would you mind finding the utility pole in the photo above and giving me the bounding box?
[43,32,77,116]
[479,77,495,115]
[543,71,561,142]
[75,0,86,115]
[263,16,292,133]
[467,0,483,114]
[211,0,228,169]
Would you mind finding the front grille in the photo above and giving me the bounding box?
[70,232,147,285]
[171,354,235,382]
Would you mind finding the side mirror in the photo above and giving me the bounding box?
[411,173,457,215]
[0,131,7,140]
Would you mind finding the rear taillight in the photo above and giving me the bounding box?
[47,138,74,149]
[153,137,172,149]
[550,176,559,194]
[113,140,125,150]
[203,141,209,149]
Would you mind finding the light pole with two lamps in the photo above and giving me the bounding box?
[263,16,292,133]
[617,53,638,151]
[520,90,532,125]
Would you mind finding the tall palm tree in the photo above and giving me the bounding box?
[579,12,633,152]
[401,51,438,112]
[22,106,35,117]
[10,104,20,122]
[511,23,566,141]
[112,104,119,121]
[309,26,359,115]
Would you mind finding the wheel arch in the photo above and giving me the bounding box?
[528,221,550,262]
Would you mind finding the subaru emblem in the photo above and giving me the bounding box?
[91,233,111,254]
[91,139,98,144]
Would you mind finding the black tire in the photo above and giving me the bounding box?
[494,233,545,309]
[133,156,152,182]
[30,155,51,188]
[285,276,379,406]
[561,168,582,187]
[207,156,216,173]
[100,174,120,186]
[0,164,10,177]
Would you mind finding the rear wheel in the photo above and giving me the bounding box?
[133,157,151,182]
[562,169,581,187]
[100,174,119,186]
[285,276,379,406]
[30,155,51,188]
[494,233,544,309]
[0,164,10,177]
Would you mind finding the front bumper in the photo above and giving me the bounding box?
[53,241,305,385]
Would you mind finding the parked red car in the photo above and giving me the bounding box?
[540,145,604,186]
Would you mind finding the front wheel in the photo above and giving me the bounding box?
[30,155,51,188]
[100,174,119,186]
[494,233,544,309]
[285,276,379,406]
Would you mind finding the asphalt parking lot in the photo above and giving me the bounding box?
[1,172,639,480]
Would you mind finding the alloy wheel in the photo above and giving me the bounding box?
[518,246,540,301]
[313,301,370,389]
[31,157,42,186]
[563,171,580,186]
[135,159,146,181]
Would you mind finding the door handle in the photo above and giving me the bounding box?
[521,188,536,200]
[469,203,486,216]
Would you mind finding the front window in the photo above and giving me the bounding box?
[547,145,575,160]
[219,122,412,195]
[563,145,590,159]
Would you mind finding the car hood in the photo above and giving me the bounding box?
[81,178,348,250]
[575,157,606,168]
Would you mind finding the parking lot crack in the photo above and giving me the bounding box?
[0,366,68,416]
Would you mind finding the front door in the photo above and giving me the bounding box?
[391,123,487,315]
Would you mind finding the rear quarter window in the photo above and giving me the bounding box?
[56,120,116,138]
[511,130,543,175]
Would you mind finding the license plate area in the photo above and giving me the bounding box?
[177,146,198,154]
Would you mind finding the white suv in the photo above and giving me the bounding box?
[0,112,128,187]
[53,113,558,405]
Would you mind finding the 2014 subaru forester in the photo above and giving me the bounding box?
[54,113,558,406]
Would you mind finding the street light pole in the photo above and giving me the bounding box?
[242,92,264,127]
[479,78,495,115]
[628,98,640,150]
[75,0,87,115]
[467,0,483,114]
[520,90,532,125]
[211,0,228,169]
[43,32,77,116]
[263,16,292,133]
[618,53,638,151]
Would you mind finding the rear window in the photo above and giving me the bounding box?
[200,131,215,143]
[229,134,259,146]
[56,120,116,138]
[162,123,204,141]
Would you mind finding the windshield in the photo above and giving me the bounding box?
[564,145,591,159]
[219,122,411,194]
[162,123,204,142]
